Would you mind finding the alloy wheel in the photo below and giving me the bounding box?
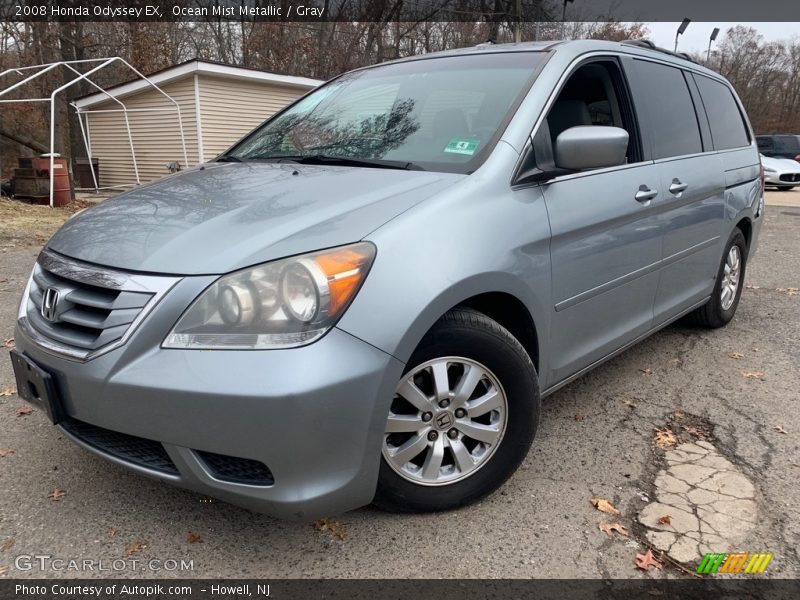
[382,356,508,486]
[720,245,741,311]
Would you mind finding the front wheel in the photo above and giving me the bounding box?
[373,308,540,513]
[688,228,747,328]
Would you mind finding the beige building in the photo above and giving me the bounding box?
[73,60,322,188]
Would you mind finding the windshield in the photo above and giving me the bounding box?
[227,52,544,173]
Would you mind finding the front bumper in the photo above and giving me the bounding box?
[14,316,404,520]
[764,172,800,186]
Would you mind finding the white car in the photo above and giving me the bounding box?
[761,153,800,191]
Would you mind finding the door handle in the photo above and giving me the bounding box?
[669,178,689,195]
[635,185,658,203]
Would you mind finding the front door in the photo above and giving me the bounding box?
[536,58,662,383]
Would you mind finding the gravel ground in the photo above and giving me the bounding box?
[0,191,798,579]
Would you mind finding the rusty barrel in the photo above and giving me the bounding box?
[32,156,73,206]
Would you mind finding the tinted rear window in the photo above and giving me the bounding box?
[694,75,750,150]
[631,60,703,159]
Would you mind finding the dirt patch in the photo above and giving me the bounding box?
[0,196,91,248]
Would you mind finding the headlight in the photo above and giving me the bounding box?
[163,242,375,349]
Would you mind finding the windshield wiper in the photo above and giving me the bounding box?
[216,154,244,163]
[258,154,424,171]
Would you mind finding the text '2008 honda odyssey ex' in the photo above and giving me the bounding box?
[11,40,763,520]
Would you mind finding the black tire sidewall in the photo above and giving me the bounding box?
[712,229,748,325]
[375,312,540,513]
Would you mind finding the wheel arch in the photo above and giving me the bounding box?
[735,216,753,250]
[390,273,546,373]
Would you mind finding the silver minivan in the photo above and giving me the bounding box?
[11,40,763,519]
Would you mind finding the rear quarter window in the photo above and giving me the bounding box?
[694,75,750,150]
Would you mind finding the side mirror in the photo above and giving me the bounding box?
[554,126,629,171]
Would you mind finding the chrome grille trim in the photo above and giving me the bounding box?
[19,249,182,362]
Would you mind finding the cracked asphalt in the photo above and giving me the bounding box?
[0,191,798,579]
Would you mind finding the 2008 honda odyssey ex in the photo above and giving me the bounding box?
[11,40,763,519]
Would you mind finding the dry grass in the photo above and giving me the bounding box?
[0,196,92,248]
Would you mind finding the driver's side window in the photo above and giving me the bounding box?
[544,60,639,165]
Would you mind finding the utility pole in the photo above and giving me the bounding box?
[706,27,720,64]
[561,0,574,40]
[674,18,691,53]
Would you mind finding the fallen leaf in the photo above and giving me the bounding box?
[108,527,117,538]
[16,406,32,416]
[0,449,15,458]
[635,549,663,571]
[620,398,637,408]
[788,288,798,296]
[1,386,17,397]
[776,287,786,292]
[186,532,203,544]
[0,565,7,576]
[0,277,8,283]
[0,538,14,552]
[48,488,66,502]
[745,284,760,290]
[598,522,629,538]
[774,425,788,434]
[671,410,685,420]
[574,412,585,421]
[654,427,677,449]
[313,518,346,541]
[639,368,653,376]
[682,424,710,439]
[2,338,13,349]
[590,497,620,515]
[123,541,148,556]
[741,371,765,380]
[728,352,744,359]
[657,515,672,525]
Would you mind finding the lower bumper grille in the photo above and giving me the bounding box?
[779,173,800,182]
[196,450,274,486]
[61,418,178,476]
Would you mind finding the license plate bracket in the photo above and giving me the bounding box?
[10,349,64,425]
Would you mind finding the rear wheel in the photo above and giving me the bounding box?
[688,229,747,328]
[374,308,539,513]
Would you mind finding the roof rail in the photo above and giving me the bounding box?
[622,39,697,64]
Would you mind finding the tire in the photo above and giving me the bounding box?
[374,307,540,513]
[777,186,795,192]
[688,228,747,328]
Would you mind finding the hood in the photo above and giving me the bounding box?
[48,162,462,275]
[760,154,800,172]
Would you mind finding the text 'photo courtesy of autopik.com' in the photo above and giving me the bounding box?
[1,0,799,598]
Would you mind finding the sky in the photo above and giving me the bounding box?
[644,22,800,55]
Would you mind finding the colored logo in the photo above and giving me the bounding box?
[697,552,773,574]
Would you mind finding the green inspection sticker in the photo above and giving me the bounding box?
[443,138,480,155]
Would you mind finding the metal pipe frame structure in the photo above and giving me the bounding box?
[0,57,189,207]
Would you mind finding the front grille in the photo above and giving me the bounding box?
[196,450,274,486]
[27,264,152,352]
[779,173,800,182]
[22,250,180,360]
[61,417,179,475]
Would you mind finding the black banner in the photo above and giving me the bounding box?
[2,0,800,23]
[3,579,800,600]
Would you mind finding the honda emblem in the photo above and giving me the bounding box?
[41,287,60,322]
